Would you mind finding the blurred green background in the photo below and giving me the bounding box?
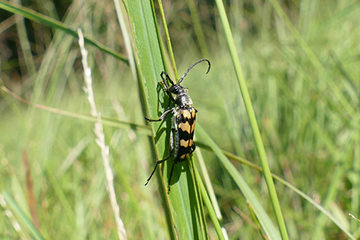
[1,0,360,239]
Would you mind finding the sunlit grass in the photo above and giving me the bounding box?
[1,0,360,239]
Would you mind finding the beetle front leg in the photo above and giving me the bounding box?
[160,72,175,102]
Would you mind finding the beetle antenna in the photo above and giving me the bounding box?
[178,58,211,84]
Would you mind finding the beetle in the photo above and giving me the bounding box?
[144,58,211,192]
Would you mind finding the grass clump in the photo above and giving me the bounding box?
[0,0,360,239]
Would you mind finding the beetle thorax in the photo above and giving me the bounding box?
[175,91,193,107]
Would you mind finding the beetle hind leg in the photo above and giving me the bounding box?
[145,130,175,187]
[144,154,173,186]
[167,161,176,193]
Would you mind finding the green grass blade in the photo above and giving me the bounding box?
[185,0,209,58]
[126,0,207,239]
[0,0,128,64]
[2,0,357,238]
[194,166,226,240]
[214,0,289,239]
[14,2,36,78]
[196,124,281,240]
[268,0,357,119]
[210,147,357,240]
[0,86,152,135]
[1,191,44,240]
[157,0,178,80]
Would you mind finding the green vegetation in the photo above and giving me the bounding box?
[0,0,359,239]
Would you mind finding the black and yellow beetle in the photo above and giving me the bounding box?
[145,59,211,192]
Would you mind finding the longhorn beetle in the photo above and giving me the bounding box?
[145,59,211,192]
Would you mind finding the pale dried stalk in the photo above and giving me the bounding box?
[77,29,127,240]
[349,213,360,222]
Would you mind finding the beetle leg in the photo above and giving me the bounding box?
[144,152,173,186]
[167,161,176,193]
[161,71,175,86]
[145,128,175,187]
[160,72,176,102]
[167,129,177,192]
[158,84,173,112]
[145,108,173,122]
[167,143,195,192]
